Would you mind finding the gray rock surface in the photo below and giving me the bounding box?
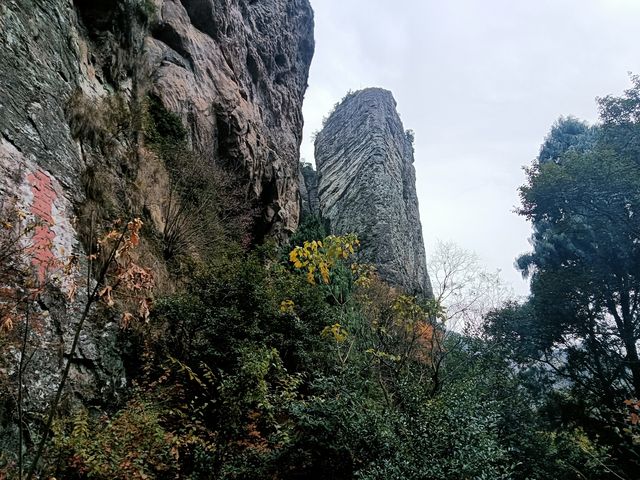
[314,88,432,297]
[0,0,129,420]
[147,0,314,238]
[299,162,320,216]
[0,0,85,195]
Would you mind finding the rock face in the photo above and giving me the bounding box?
[0,0,313,445]
[148,0,314,238]
[0,0,314,248]
[0,0,134,430]
[314,88,432,297]
[299,162,320,216]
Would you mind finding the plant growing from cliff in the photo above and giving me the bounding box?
[144,95,187,149]
[405,129,415,145]
[0,202,39,478]
[161,149,220,260]
[143,96,255,260]
[0,203,36,335]
[96,218,155,328]
[66,89,132,152]
[0,198,87,478]
[319,90,356,128]
[135,0,157,24]
[158,146,255,261]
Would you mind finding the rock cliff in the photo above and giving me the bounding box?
[314,88,432,297]
[0,0,313,439]
[148,0,314,238]
[0,0,313,242]
[299,162,320,216]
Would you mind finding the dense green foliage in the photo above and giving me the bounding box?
[42,223,608,479]
[146,95,188,148]
[30,77,640,480]
[486,75,640,478]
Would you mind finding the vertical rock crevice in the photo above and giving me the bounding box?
[299,161,319,217]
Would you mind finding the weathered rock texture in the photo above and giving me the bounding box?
[0,0,136,428]
[0,0,313,447]
[314,88,432,297]
[148,0,314,238]
[299,162,320,216]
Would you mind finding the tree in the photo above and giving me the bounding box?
[538,116,595,164]
[428,240,514,333]
[519,123,640,402]
[491,75,640,477]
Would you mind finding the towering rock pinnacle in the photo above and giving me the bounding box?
[314,88,432,297]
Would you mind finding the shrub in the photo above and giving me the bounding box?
[145,95,187,148]
[51,400,178,479]
[66,89,131,151]
[159,148,254,261]
[142,95,255,261]
[289,213,328,248]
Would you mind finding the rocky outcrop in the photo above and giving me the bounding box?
[0,0,315,255]
[314,88,432,297]
[147,0,314,238]
[0,0,134,425]
[299,162,320,216]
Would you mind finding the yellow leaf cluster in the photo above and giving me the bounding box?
[365,348,401,362]
[289,234,360,285]
[351,263,376,287]
[279,299,295,314]
[321,323,348,343]
[392,295,425,326]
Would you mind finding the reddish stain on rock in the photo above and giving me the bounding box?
[27,170,58,283]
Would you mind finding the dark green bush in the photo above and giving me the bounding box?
[47,231,615,479]
[145,95,187,148]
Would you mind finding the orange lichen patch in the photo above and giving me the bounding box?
[26,170,59,283]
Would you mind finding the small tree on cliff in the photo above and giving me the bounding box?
[0,195,152,479]
[23,216,152,480]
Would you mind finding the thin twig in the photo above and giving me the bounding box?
[17,299,30,480]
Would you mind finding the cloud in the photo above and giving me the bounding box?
[303,0,640,295]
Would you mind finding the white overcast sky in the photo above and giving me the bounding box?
[300,0,640,295]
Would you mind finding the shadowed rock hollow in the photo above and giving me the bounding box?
[314,88,433,297]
